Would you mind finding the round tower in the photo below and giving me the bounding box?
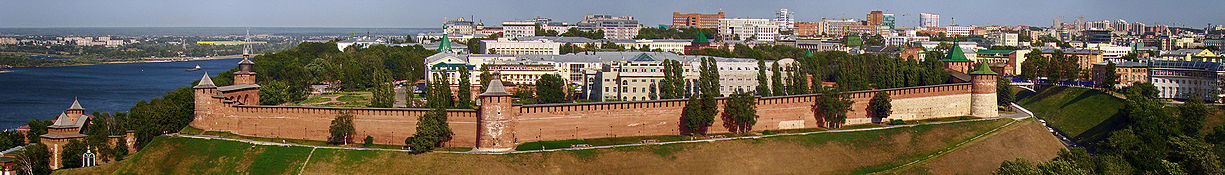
[475,72,516,152]
[969,63,998,118]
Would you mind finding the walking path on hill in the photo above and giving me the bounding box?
[169,113,1033,155]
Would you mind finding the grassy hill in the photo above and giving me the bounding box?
[1017,86,1125,143]
[898,119,1066,174]
[57,118,1068,175]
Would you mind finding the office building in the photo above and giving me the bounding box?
[672,12,725,28]
[920,13,940,28]
[578,14,641,39]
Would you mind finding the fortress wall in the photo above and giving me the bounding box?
[509,83,973,143]
[192,95,479,146]
[193,82,976,148]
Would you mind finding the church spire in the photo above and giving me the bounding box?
[438,25,452,53]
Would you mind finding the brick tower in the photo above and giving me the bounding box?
[192,73,218,129]
[476,72,516,152]
[969,62,999,118]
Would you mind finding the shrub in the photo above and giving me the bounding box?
[888,119,907,125]
[363,136,374,147]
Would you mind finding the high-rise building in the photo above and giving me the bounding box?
[775,8,795,29]
[578,14,641,39]
[882,14,896,28]
[867,11,884,26]
[920,13,940,28]
[672,12,725,28]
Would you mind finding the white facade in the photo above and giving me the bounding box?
[885,33,930,46]
[987,33,1019,47]
[578,15,641,39]
[1087,43,1132,59]
[501,21,537,39]
[946,26,974,36]
[819,19,859,36]
[612,39,692,53]
[481,38,563,55]
[719,18,782,42]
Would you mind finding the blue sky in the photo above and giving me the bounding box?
[1,0,1222,28]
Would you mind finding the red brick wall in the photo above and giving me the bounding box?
[193,82,980,149]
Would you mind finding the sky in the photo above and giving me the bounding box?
[2,0,1224,28]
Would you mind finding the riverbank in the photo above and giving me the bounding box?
[2,53,253,69]
[98,54,251,64]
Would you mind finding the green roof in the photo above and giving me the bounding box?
[436,33,452,53]
[804,50,813,57]
[969,62,998,75]
[692,31,710,43]
[632,53,656,61]
[940,45,972,62]
[845,35,863,47]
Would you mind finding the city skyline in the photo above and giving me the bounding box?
[2,0,1224,28]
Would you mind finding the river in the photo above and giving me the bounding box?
[0,58,240,129]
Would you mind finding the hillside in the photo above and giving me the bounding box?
[1016,86,1125,143]
[56,118,1069,175]
[900,119,1066,174]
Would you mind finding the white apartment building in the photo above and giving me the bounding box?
[819,19,859,36]
[1087,43,1132,59]
[481,38,563,55]
[885,32,931,46]
[609,39,692,53]
[946,25,974,36]
[578,14,641,39]
[719,18,782,42]
[501,21,537,39]
[987,33,1019,47]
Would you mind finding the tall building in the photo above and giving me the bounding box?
[867,11,884,26]
[819,19,859,36]
[444,17,478,35]
[578,14,641,39]
[775,8,795,30]
[882,14,896,28]
[794,22,821,36]
[672,12,725,28]
[719,18,782,42]
[920,13,940,28]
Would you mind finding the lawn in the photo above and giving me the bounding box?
[297,91,373,107]
[1017,86,1125,143]
[83,118,1020,175]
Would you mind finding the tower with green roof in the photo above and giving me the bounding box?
[969,62,998,118]
[939,43,974,74]
[437,25,452,53]
[692,31,710,46]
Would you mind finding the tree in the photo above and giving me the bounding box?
[681,57,720,135]
[995,158,1041,175]
[1020,49,1047,82]
[363,136,374,147]
[479,65,491,91]
[722,91,759,133]
[1101,62,1119,90]
[455,66,473,109]
[1127,82,1160,99]
[407,101,452,153]
[661,59,686,99]
[60,140,86,169]
[25,120,52,144]
[1168,135,1225,175]
[328,112,356,145]
[771,61,785,96]
[369,70,394,108]
[868,92,892,123]
[998,77,1015,106]
[756,59,771,96]
[816,87,853,128]
[15,143,51,175]
[535,74,568,104]
[1178,97,1210,137]
[787,63,810,95]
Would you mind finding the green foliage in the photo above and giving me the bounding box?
[0,131,25,152]
[455,66,473,108]
[771,61,785,96]
[129,86,195,150]
[61,139,87,169]
[560,28,604,39]
[995,158,1040,175]
[661,59,686,99]
[328,112,356,145]
[786,63,810,95]
[1020,49,1081,84]
[681,57,721,135]
[887,119,906,125]
[408,76,455,153]
[534,74,568,104]
[16,143,52,175]
[1101,62,1119,90]
[868,92,892,122]
[722,91,759,133]
[816,87,853,128]
[1126,82,1160,99]
[634,27,718,40]
[1178,97,1210,137]
[998,78,1014,106]
[479,65,491,91]
[369,70,394,108]
[24,119,52,144]
[756,59,771,97]
[426,73,454,108]
[533,23,560,36]
[363,136,374,147]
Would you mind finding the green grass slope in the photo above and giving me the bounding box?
[1017,86,1125,143]
[83,119,1032,175]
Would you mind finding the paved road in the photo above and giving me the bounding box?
[393,86,406,108]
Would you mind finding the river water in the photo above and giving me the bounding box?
[0,58,240,128]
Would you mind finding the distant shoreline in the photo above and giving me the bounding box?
[8,54,250,69]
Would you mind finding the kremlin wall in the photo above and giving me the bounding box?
[190,57,998,152]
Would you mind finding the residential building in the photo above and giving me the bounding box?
[672,12,725,28]
[1038,48,1105,70]
[1092,60,1148,88]
[336,35,387,51]
[501,20,537,39]
[1086,43,1131,59]
[1160,49,1220,62]
[578,14,641,39]
[867,11,884,26]
[444,17,479,35]
[1083,30,1113,44]
[986,33,1019,47]
[819,19,859,36]
[882,14,896,28]
[885,32,930,46]
[719,18,781,42]
[920,13,940,28]
[481,37,564,55]
[946,25,973,36]
[775,9,795,30]
[975,49,1016,75]
[794,22,821,36]
[1150,60,1224,101]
